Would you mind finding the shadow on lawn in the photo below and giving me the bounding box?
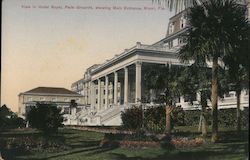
[68,140,100,148]
[1,129,248,160]
[218,130,249,143]
[111,142,248,160]
[42,146,117,160]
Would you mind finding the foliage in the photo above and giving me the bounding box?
[122,106,249,131]
[144,106,165,132]
[179,0,249,142]
[0,105,25,129]
[170,137,204,148]
[143,64,184,105]
[121,105,185,132]
[143,64,185,133]
[0,135,68,154]
[171,106,185,126]
[184,108,249,129]
[27,103,64,134]
[184,110,205,126]
[121,107,142,130]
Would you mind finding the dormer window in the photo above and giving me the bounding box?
[169,41,173,49]
[169,22,175,34]
[179,38,182,44]
[180,16,186,29]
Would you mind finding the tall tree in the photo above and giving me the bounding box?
[178,0,249,142]
[223,58,249,132]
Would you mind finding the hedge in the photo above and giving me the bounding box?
[121,106,249,132]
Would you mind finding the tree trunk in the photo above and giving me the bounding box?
[201,91,208,136]
[211,57,219,143]
[236,89,241,133]
[165,105,172,134]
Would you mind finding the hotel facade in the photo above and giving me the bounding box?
[71,1,249,126]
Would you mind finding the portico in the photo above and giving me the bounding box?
[89,42,182,113]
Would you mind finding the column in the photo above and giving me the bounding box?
[124,67,128,104]
[87,82,90,104]
[98,79,101,110]
[90,81,95,110]
[114,72,118,105]
[105,76,109,109]
[84,84,88,105]
[150,89,154,104]
[135,61,142,103]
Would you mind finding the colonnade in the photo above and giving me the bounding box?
[90,61,142,111]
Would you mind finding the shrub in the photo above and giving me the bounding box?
[122,105,249,132]
[144,106,165,132]
[27,103,63,134]
[183,110,203,126]
[171,106,185,126]
[218,108,237,127]
[121,106,186,132]
[170,137,204,148]
[241,107,249,129]
[183,108,249,129]
[121,107,142,130]
[0,105,25,130]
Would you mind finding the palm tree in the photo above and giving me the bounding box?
[178,0,249,142]
[223,57,249,132]
[178,58,211,136]
[144,64,183,134]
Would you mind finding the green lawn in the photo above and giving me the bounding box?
[0,127,248,160]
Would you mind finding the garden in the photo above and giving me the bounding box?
[0,127,248,160]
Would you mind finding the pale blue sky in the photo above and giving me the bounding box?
[1,0,173,112]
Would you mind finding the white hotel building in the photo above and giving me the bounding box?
[71,1,249,126]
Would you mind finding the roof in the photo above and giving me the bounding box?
[21,87,82,96]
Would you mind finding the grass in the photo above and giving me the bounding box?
[0,127,248,160]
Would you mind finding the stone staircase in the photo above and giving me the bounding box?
[100,106,123,125]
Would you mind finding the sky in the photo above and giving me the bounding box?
[1,0,173,112]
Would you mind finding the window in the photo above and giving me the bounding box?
[175,97,180,103]
[96,99,98,104]
[180,16,186,29]
[103,99,105,104]
[169,41,173,48]
[52,98,56,102]
[28,97,32,101]
[96,89,98,94]
[103,90,105,95]
[40,97,45,101]
[173,39,178,47]
[169,22,175,34]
